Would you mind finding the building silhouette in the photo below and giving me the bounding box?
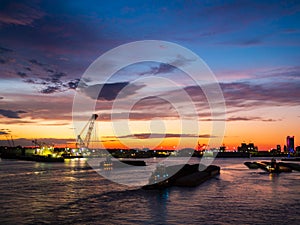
[277,145,281,152]
[296,146,300,155]
[286,136,295,153]
[237,142,258,153]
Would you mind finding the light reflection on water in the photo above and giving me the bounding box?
[0,157,299,224]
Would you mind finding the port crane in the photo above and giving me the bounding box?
[76,114,98,149]
[5,135,15,148]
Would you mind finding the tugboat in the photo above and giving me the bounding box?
[100,156,113,168]
[148,164,170,186]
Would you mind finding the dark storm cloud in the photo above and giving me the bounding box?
[27,78,67,94]
[0,109,27,118]
[19,58,75,94]
[67,79,80,89]
[40,86,61,94]
[83,82,145,101]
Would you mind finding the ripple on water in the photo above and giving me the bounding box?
[0,158,300,224]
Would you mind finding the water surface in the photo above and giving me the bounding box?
[0,157,299,224]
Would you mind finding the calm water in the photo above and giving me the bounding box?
[0,157,299,225]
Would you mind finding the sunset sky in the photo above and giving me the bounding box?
[0,0,300,150]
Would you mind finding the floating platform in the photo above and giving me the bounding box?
[142,164,220,189]
[100,159,146,168]
[278,162,300,172]
[0,153,65,163]
[244,161,294,173]
[61,154,83,159]
[33,155,65,163]
[281,157,300,162]
[244,161,260,169]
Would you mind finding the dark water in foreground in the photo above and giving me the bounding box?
[0,157,299,225]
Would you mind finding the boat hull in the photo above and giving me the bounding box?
[142,164,220,189]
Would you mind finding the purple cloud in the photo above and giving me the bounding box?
[200,116,279,122]
[218,37,265,46]
[16,58,76,94]
[0,1,45,26]
[17,71,27,78]
[254,66,300,79]
[0,109,27,118]
[40,86,61,94]
[139,55,195,75]
[28,59,44,66]
[220,81,300,108]
[0,138,74,147]
[103,133,214,139]
[0,46,13,53]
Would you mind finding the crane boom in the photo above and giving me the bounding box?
[11,136,15,148]
[84,114,98,148]
[76,114,98,149]
[5,135,11,147]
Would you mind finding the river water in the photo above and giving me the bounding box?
[0,157,299,225]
